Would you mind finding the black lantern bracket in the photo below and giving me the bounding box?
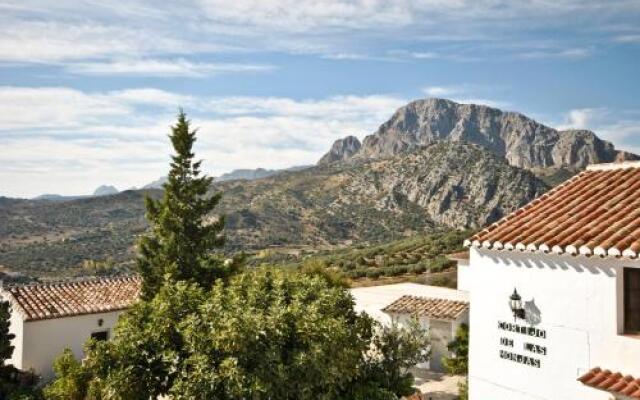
[509,288,526,321]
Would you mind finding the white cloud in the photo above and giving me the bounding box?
[108,88,194,108]
[66,59,275,77]
[0,86,407,197]
[516,47,593,60]
[423,86,462,97]
[195,0,640,34]
[556,107,640,154]
[0,87,131,131]
[195,0,415,33]
[0,21,210,63]
[1,1,637,65]
[450,98,511,109]
[422,85,510,108]
[613,34,640,43]
[557,108,608,130]
[410,52,439,59]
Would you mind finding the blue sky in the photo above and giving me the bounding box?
[1,0,640,197]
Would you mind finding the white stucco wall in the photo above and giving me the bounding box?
[7,307,24,369]
[21,310,125,382]
[457,261,471,292]
[350,283,469,326]
[467,247,640,400]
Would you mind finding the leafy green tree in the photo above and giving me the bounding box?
[458,378,469,400]
[45,268,429,400]
[300,258,348,288]
[443,323,469,375]
[352,320,430,398]
[42,350,90,400]
[137,110,237,298]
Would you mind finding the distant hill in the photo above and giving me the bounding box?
[141,176,168,189]
[0,142,545,278]
[93,185,118,196]
[140,166,312,190]
[33,185,119,201]
[217,166,311,182]
[33,194,86,201]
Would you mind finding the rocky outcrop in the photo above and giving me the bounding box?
[216,141,548,247]
[349,98,637,170]
[317,135,362,165]
[332,141,548,229]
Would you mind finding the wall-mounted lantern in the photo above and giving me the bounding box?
[509,288,526,321]
[98,318,104,327]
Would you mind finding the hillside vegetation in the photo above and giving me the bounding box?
[0,142,544,278]
[248,230,469,284]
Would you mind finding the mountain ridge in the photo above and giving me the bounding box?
[319,98,638,170]
[0,141,546,277]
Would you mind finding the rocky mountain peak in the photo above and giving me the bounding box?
[317,135,362,165]
[330,98,638,170]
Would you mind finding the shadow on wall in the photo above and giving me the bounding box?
[485,252,616,278]
[524,299,542,326]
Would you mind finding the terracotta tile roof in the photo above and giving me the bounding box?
[578,367,640,398]
[0,276,141,321]
[382,295,469,321]
[465,161,640,258]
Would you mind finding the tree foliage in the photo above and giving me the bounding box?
[350,320,430,399]
[136,110,238,298]
[45,111,431,399]
[45,268,429,400]
[42,350,90,400]
[443,323,469,375]
[0,301,14,363]
[458,378,469,400]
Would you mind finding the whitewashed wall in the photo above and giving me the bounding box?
[6,308,24,369]
[21,310,125,382]
[457,260,471,292]
[467,247,640,400]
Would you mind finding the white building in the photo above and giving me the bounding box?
[0,276,141,381]
[350,283,469,371]
[462,161,640,399]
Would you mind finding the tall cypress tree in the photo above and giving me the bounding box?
[137,110,235,299]
[0,301,14,365]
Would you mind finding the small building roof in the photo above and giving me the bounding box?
[382,295,469,321]
[350,283,469,325]
[465,161,640,259]
[0,276,141,321]
[578,367,640,398]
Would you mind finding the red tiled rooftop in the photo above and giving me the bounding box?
[465,161,640,258]
[578,367,640,398]
[0,276,141,321]
[382,295,469,321]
